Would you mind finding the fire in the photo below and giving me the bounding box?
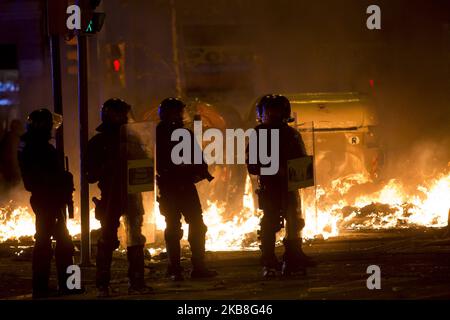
[0,205,35,242]
[200,174,261,251]
[155,175,262,251]
[1,170,449,250]
[304,171,450,236]
[0,204,100,242]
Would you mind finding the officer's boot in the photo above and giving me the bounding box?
[260,229,280,278]
[32,244,53,299]
[127,245,153,294]
[282,238,315,276]
[96,240,115,297]
[165,233,184,281]
[286,237,316,268]
[189,223,217,279]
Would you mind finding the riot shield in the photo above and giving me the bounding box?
[287,156,314,191]
[292,120,318,236]
[119,121,157,247]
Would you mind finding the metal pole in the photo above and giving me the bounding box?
[49,35,65,166]
[170,0,182,97]
[311,121,318,231]
[77,34,91,266]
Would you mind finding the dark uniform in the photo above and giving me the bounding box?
[247,95,314,276]
[86,99,149,296]
[18,109,75,298]
[156,98,216,280]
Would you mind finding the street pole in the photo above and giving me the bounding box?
[46,0,66,165]
[170,0,182,97]
[312,121,318,232]
[49,35,65,166]
[77,34,91,266]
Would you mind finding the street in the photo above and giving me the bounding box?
[1,228,450,300]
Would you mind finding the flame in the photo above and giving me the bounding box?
[154,171,449,249]
[201,174,261,251]
[0,205,100,242]
[1,171,449,250]
[0,205,35,242]
[306,171,450,235]
[155,175,262,251]
[346,173,450,229]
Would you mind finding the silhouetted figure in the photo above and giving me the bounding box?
[87,98,152,297]
[247,95,316,278]
[18,109,78,298]
[156,97,216,281]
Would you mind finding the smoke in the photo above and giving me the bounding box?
[5,0,450,208]
[101,0,450,189]
[0,184,29,207]
[374,0,450,180]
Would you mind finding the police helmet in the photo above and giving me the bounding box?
[27,108,62,133]
[101,98,131,125]
[271,94,294,123]
[158,97,186,121]
[259,94,294,123]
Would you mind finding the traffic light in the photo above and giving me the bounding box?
[106,43,126,88]
[77,0,105,35]
[113,59,121,72]
[85,12,106,34]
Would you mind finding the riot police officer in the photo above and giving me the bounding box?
[156,97,217,281]
[87,98,152,297]
[247,95,316,277]
[18,108,79,298]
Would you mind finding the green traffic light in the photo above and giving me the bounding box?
[84,13,105,34]
[86,20,94,33]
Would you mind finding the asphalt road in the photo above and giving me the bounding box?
[1,228,450,300]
